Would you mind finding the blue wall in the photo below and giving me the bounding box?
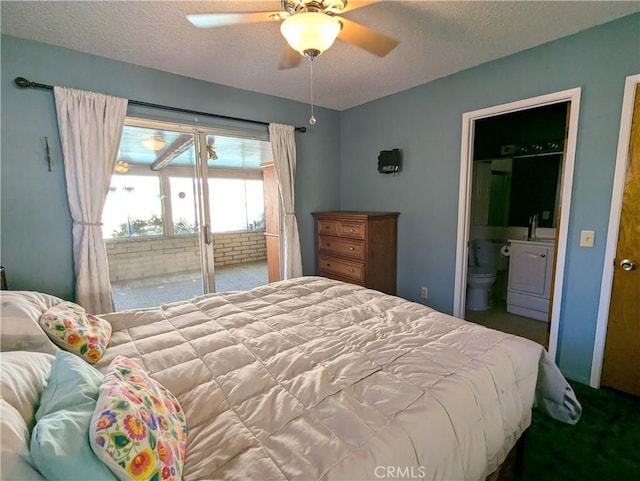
[339,13,640,383]
[0,36,341,300]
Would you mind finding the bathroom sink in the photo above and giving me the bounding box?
[509,237,555,245]
[531,237,555,243]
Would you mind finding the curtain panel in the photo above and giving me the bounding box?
[54,86,128,314]
[269,123,303,279]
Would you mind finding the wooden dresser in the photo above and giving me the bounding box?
[312,211,399,295]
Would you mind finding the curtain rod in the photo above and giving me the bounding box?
[14,77,307,133]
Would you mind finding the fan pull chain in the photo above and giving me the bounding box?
[309,57,316,125]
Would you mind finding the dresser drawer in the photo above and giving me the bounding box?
[318,255,365,283]
[338,221,365,239]
[318,236,365,260]
[317,219,338,236]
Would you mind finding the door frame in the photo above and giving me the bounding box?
[591,73,640,388]
[453,87,582,362]
[194,133,217,293]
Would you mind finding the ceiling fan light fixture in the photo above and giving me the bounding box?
[114,160,129,174]
[207,145,218,160]
[141,134,166,151]
[280,12,341,57]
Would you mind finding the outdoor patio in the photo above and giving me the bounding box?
[111,260,268,311]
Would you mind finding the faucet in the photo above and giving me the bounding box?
[527,214,539,240]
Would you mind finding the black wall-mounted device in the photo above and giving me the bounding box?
[378,148,401,174]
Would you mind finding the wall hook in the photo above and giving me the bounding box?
[44,136,52,171]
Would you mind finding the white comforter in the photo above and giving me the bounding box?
[97,277,574,481]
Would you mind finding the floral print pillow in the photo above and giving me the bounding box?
[39,301,112,364]
[89,356,187,481]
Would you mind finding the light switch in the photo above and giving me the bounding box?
[580,230,595,247]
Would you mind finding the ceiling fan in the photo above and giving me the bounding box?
[187,0,399,69]
[206,138,218,161]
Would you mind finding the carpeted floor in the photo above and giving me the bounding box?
[521,381,640,481]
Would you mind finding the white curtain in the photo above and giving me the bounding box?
[54,86,128,314]
[269,123,303,278]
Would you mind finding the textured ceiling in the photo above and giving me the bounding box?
[2,1,639,111]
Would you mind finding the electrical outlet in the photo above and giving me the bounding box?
[420,287,428,299]
[580,230,595,248]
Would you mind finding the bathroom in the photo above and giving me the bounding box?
[464,102,569,343]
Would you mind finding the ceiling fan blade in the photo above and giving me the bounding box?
[337,16,398,57]
[187,11,284,29]
[279,44,303,70]
[339,1,376,14]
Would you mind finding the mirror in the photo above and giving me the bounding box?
[472,153,562,228]
[471,102,567,229]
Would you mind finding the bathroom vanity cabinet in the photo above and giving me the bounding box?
[506,239,555,321]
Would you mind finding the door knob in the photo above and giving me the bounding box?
[620,259,636,271]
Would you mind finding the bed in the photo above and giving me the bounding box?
[0,276,580,481]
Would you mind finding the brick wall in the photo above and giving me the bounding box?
[212,231,267,267]
[106,231,267,282]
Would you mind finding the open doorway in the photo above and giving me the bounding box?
[454,88,582,360]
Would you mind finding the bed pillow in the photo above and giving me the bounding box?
[89,356,187,481]
[0,291,61,354]
[30,351,117,480]
[39,301,112,364]
[0,351,54,427]
[1,401,46,481]
[0,351,54,481]
[34,349,103,420]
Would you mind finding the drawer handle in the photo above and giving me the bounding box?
[348,268,355,273]
[325,243,331,247]
[325,263,331,267]
[349,228,355,232]
[541,254,546,258]
[348,247,354,251]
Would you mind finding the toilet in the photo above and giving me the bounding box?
[466,239,505,311]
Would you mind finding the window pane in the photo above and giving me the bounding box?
[207,178,265,233]
[209,178,247,232]
[169,177,198,234]
[246,180,265,230]
[102,175,163,238]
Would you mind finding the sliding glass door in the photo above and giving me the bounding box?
[103,119,213,309]
[103,119,272,310]
[201,132,271,293]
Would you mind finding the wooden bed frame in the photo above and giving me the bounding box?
[486,432,527,481]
